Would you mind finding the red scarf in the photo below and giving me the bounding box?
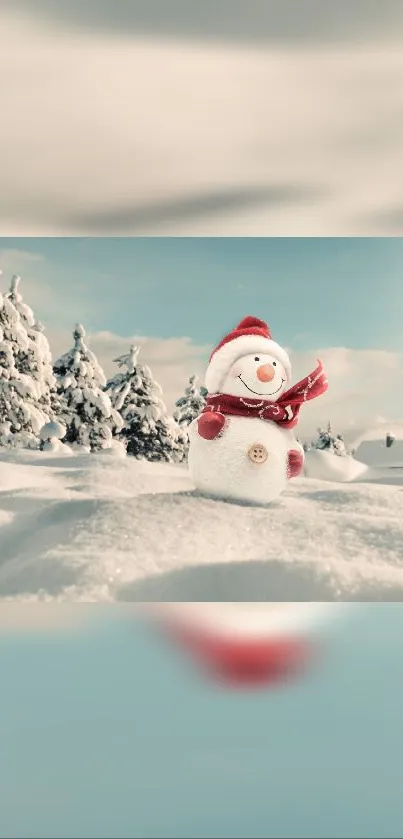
[203,360,328,430]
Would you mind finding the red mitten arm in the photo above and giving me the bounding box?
[287,448,305,479]
[197,411,227,441]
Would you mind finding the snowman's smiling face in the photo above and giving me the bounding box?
[221,353,288,400]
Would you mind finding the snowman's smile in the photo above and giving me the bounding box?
[238,375,285,397]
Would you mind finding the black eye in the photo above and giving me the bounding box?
[254,357,260,362]
[273,361,277,367]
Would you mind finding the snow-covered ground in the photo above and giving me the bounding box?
[1,447,403,602]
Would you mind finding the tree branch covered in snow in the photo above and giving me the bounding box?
[105,345,186,463]
[0,274,51,448]
[53,323,123,452]
[173,374,208,459]
[174,374,207,427]
[6,273,59,421]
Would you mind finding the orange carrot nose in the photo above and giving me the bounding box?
[256,363,275,382]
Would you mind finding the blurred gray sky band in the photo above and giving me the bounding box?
[6,0,403,45]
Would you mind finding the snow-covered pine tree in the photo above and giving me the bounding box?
[0,284,48,448]
[105,345,184,462]
[314,421,348,457]
[174,374,208,428]
[333,435,347,456]
[173,374,208,460]
[53,323,123,452]
[6,274,58,421]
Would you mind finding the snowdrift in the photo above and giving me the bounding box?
[354,426,403,468]
[304,449,369,483]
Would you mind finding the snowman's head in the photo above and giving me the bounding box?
[221,352,289,400]
[205,317,292,396]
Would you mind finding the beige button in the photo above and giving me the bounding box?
[247,443,269,464]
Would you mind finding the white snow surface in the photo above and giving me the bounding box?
[0,449,403,602]
[304,450,369,483]
[304,449,403,484]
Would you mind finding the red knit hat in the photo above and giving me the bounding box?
[205,316,292,394]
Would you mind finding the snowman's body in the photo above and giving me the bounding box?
[188,416,300,506]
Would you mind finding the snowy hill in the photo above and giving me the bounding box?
[352,423,403,468]
[304,450,368,483]
[303,448,403,484]
[1,449,403,602]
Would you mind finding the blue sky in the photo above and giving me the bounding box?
[1,237,403,352]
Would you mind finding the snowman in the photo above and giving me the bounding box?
[188,316,328,505]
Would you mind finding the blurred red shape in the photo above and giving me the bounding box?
[169,622,313,687]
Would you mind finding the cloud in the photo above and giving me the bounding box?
[1,11,403,235]
[289,347,403,440]
[46,327,403,436]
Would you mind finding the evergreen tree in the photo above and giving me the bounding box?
[6,274,58,421]
[105,345,184,462]
[53,323,123,451]
[314,421,348,457]
[174,374,208,428]
[0,287,48,447]
[173,374,207,460]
